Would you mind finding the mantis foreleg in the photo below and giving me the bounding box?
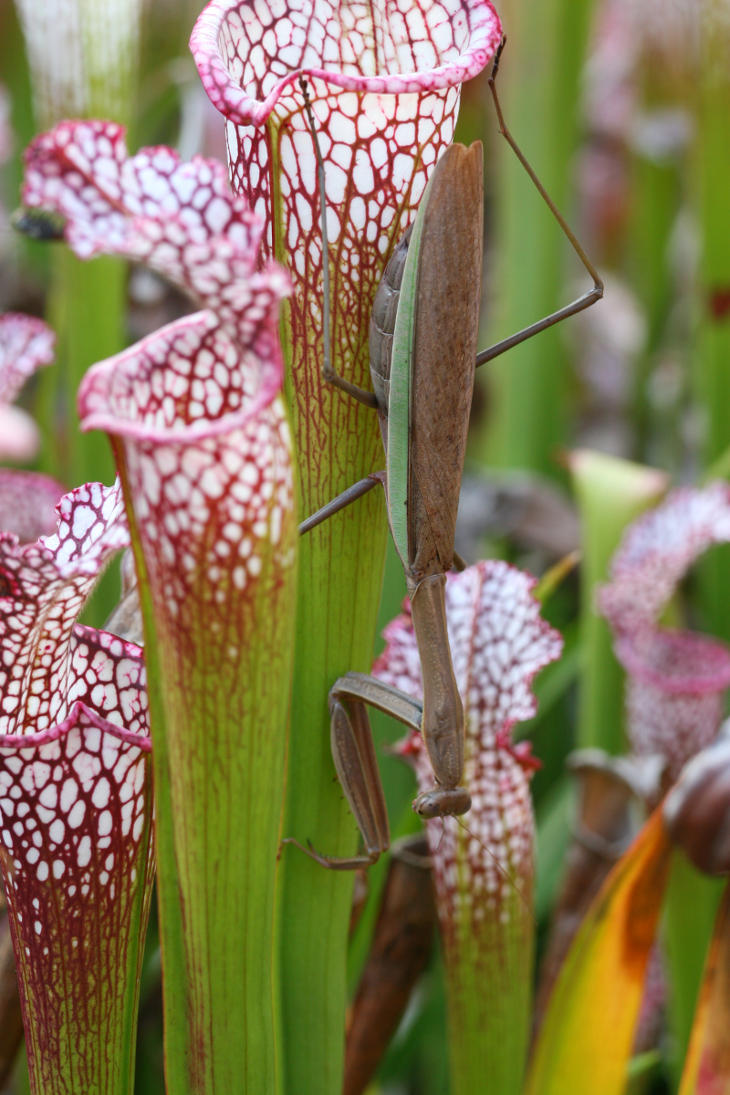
[283,673,423,869]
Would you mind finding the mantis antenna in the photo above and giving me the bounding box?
[454,814,535,923]
[298,75,331,377]
[298,74,378,407]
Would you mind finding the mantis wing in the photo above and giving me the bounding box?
[386,168,426,573]
[386,142,484,582]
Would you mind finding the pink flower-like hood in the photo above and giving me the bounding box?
[600,483,730,777]
[0,313,54,462]
[191,0,502,126]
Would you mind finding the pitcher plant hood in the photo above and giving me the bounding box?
[0,481,152,1095]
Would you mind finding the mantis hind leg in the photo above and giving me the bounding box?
[475,38,603,369]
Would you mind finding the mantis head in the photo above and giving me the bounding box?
[413,785,472,820]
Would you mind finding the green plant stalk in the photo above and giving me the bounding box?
[189,23,484,1084]
[662,851,725,1087]
[190,0,504,1073]
[276,281,388,1095]
[44,252,125,630]
[476,0,597,477]
[42,252,123,489]
[628,152,682,468]
[446,885,532,1095]
[117,443,296,1095]
[0,4,34,224]
[16,0,139,497]
[252,85,456,1095]
[569,450,668,754]
[693,9,730,643]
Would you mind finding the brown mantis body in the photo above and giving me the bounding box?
[289,139,482,870]
[367,139,484,823]
[290,48,603,869]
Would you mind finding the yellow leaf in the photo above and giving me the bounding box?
[526,808,672,1095]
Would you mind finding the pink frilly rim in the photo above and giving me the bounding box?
[615,628,730,697]
[78,311,283,443]
[190,0,503,126]
[0,469,64,542]
[0,698,150,753]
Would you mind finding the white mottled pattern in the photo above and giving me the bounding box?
[0,477,152,1090]
[599,484,730,770]
[0,314,55,405]
[374,560,562,926]
[192,0,501,510]
[600,482,730,633]
[45,129,301,624]
[0,481,135,736]
[79,310,294,625]
[0,313,55,463]
[23,122,290,360]
[192,0,502,122]
[0,707,149,911]
[0,704,153,1093]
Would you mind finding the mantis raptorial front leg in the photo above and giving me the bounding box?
[283,671,471,870]
[292,44,603,869]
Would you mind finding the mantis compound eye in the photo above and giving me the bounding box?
[413,787,472,820]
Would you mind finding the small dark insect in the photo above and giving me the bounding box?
[11,207,66,242]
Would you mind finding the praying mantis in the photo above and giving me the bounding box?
[289,46,603,870]
[291,44,604,871]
